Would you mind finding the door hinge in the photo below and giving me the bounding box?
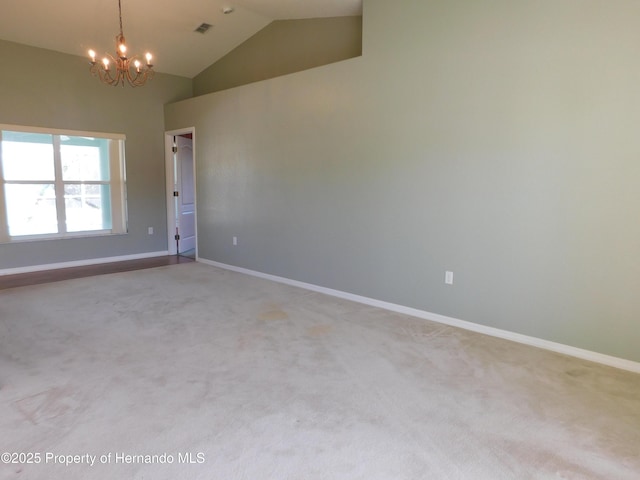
[174,234,180,240]
[172,146,178,153]
[173,191,179,197]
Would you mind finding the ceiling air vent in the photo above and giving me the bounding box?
[194,23,213,34]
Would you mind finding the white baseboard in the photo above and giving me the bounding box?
[199,258,640,375]
[0,251,170,276]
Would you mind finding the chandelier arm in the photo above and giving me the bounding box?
[107,53,124,86]
[90,62,117,87]
[127,66,154,87]
[89,52,125,87]
[103,68,120,87]
[137,71,153,87]
[124,65,138,87]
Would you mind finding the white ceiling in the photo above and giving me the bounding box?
[0,0,363,78]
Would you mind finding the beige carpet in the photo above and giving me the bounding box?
[1,262,638,479]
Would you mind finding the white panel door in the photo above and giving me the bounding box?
[176,135,195,253]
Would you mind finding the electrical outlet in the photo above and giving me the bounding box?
[445,271,454,285]
[233,236,238,246]
[148,227,154,235]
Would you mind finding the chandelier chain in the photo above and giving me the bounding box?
[118,0,124,36]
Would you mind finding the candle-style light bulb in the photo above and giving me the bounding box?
[145,52,152,65]
[134,59,141,72]
[103,58,110,70]
[119,43,127,55]
[88,49,96,62]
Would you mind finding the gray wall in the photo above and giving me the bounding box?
[0,40,192,269]
[166,0,640,363]
[193,16,362,96]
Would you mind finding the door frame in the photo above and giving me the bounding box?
[164,127,197,256]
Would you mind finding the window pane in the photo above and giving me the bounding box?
[4,183,58,236]
[61,137,110,181]
[1,131,55,181]
[1,127,126,242]
[64,184,112,232]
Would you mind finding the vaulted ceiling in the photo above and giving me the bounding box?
[0,0,363,78]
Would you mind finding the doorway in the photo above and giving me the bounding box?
[165,128,196,258]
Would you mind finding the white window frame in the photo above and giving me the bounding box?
[0,124,127,243]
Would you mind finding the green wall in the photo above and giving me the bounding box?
[165,0,640,363]
[193,16,362,96]
[0,39,192,269]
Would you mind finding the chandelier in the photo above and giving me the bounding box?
[88,0,154,87]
